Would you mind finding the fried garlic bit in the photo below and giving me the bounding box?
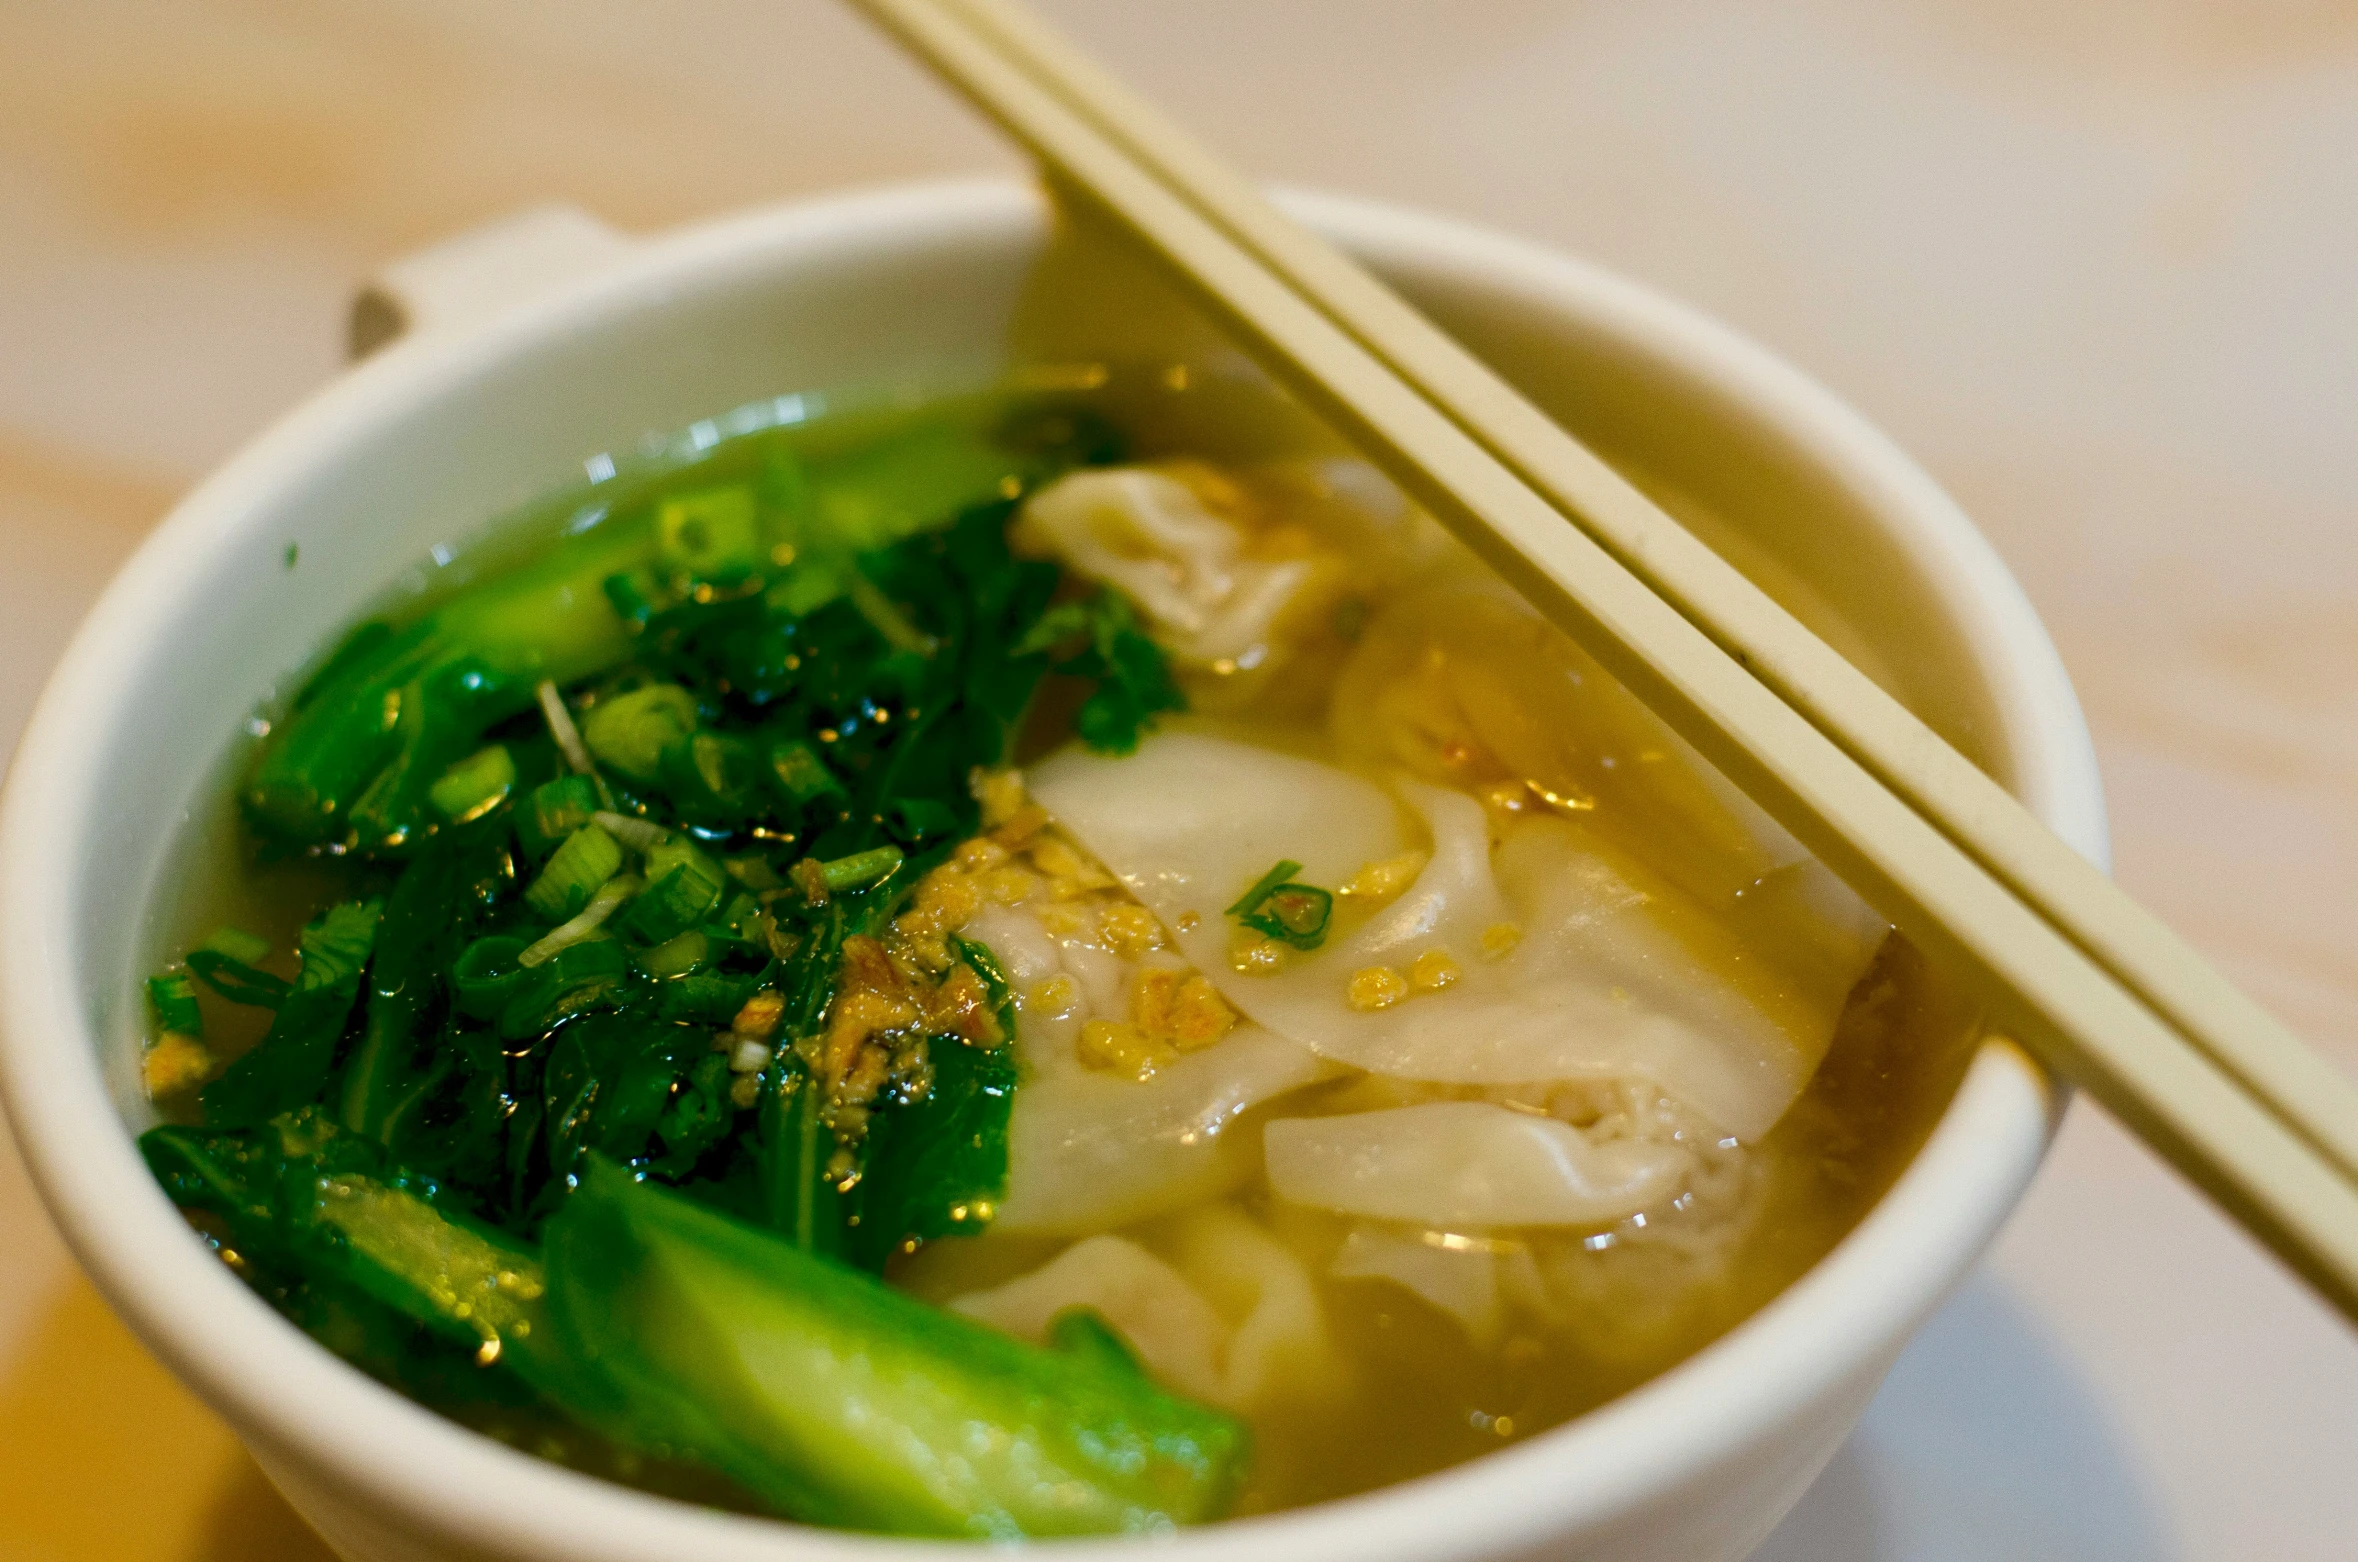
[1339,850,1428,905]
[1079,966,1237,1081]
[1095,902,1165,956]
[1229,927,1288,975]
[1409,949,1462,993]
[1346,966,1409,1012]
[142,1032,213,1099]
[1346,946,1466,1012]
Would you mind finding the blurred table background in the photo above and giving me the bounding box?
[3,2,2355,1557]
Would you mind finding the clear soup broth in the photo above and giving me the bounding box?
[139,369,1975,1535]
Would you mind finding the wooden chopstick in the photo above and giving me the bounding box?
[929,0,2358,1203]
[846,0,2358,1321]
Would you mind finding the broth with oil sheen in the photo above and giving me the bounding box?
[136,368,1977,1530]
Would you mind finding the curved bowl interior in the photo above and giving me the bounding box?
[0,179,2093,1562]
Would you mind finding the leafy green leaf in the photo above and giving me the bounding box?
[202,901,383,1129]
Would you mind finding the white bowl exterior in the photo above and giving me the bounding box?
[0,180,2094,1562]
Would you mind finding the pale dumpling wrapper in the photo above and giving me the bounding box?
[966,902,1333,1236]
[1264,1101,1686,1228]
[1028,730,1867,1140]
[950,1207,1346,1412]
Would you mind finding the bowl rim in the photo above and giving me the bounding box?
[0,176,2092,1562]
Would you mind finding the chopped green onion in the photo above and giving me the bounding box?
[590,809,670,854]
[525,824,624,923]
[638,929,711,980]
[655,486,761,581]
[427,744,516,823]
[620,864,723,946]
[185,949,291,1009]
[1224,860,1303,919]
[520,873,644,969]
[535,680,596,779]
[819,845,904,892]
[1246,885,1333,949]
[497,937,634,1040]
[581,684,698,784]
[201,926,271,966]
[646,838,727,896]
[147,972,203,1038]
[656,968,763,1025]
[619,840,726,944]
[659,731,762,823]
[518,774,600,859]
[452,934,534,1019]
[768,739,842,805]
[1226,859,1332,949]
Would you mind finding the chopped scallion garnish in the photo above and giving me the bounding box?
[519,775,601,859]
[591,809,671,854]
[520,874,644,969]
[427,744,517,824]
[818,845,904,892]
[581,684,698,786]
[525,824,625,923]
[1225,859,1333,949]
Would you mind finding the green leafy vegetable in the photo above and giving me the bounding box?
[140,396,1259,1528]
[202,900,383,1128]
[1014,588,1184,754]
[147,972,203,1037]
[244,520,650,849]
[539,1161,1247,1536]
[141,1113,549,1368]
[340,817,511,1141]
[848,936,1018,1268]
[202,926,272,965]
[186,950,290,1009]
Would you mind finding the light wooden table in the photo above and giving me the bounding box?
[3,3,2353,1557]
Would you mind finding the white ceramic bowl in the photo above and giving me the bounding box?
[0,180,2101,1562]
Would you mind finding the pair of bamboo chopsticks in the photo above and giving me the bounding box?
[848,0,2358,1323]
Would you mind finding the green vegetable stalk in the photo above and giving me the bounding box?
[540,1162,1248,1537]
[243,419,1085,852]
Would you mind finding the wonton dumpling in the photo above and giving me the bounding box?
[1329,1223,1510,1345]
[951,1235,1231,1402]
[951,1207,1344,1411]
[966,903,1333,1235]
[1265,1101,1687,1228]
[1014,469,1326,668]
[1030,731,1867,1139]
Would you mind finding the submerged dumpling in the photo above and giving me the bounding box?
[1264,1101,1684,1227]
[951,1206,1346,1412]
[1029,730,1874,1139]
